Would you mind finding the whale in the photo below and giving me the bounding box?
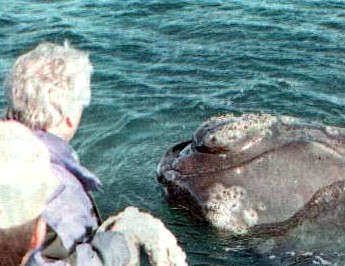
[157,113,345,236]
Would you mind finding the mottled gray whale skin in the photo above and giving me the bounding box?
[157,113,345,235]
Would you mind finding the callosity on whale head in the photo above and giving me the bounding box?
[157,113,345,235]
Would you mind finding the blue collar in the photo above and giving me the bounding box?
[34,131,102,191]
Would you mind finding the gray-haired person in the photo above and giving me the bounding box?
[3,43,187,265]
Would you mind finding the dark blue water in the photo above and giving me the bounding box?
[1,1,345,265]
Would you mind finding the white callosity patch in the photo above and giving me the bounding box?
[201,113,278,152]
[243,208,259,227]
[204,183,260,234]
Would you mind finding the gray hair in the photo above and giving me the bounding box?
[4,42,92,129]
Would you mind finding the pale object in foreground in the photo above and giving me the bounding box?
[99,206,188,266]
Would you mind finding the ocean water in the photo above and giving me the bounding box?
[1,1,345,265]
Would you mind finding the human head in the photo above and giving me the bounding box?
[4,42,93,141]
[0,121,58,265]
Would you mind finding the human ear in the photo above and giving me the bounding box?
[30,218,47,249]
[66,117,73,128]
[20,219,47,266]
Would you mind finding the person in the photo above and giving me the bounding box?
[4,42,109,264]
[0,121,132,265]
[3,42,187,265]
[0,121,58,266]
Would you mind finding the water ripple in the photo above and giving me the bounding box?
[1,1,345,264]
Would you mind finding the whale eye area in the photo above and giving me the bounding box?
[210,135,217,144]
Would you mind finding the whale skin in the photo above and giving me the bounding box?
[157,113,345,236]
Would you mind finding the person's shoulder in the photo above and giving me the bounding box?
[50,163,83,188]
[34,130,102,192]
[41,165,99,251]
[34,130,75,163]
